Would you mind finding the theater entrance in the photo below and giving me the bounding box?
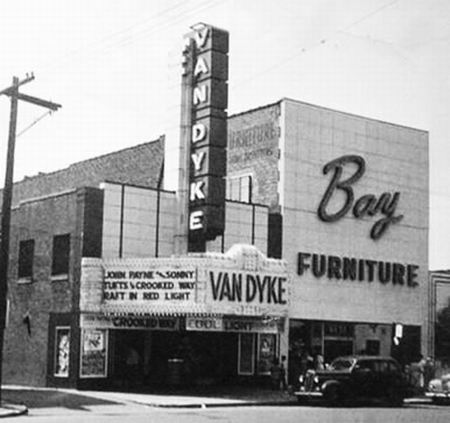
[109,329,238,389]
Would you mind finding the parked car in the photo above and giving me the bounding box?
[294,355,410,406]
[426,373,450,405]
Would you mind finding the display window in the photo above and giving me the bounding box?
[80,329,108,378]
[257,333,277,375]
[54,327,70,377]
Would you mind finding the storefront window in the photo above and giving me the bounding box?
[80,329,108,378]
[238,333,255,375]
[54,327,70,377]
[257,333,276,375]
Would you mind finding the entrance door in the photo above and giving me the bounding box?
[111,330,146,389]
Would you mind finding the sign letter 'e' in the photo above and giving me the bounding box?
[190,210,204,230]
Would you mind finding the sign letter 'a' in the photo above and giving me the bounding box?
[194,57,209,77]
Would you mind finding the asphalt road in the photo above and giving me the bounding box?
[5,403,450,423]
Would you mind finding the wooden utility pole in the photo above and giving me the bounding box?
[0,75,61,402]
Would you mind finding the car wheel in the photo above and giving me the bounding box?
[431,397,443,406]
[386,388,403,407]
[324,385,340,406]
[297,396,308,405]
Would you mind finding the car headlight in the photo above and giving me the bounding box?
[428,380,441,391]
[299,375,304,384]
[313,375,319,384]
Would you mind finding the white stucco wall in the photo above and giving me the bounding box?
[279,99,428,345]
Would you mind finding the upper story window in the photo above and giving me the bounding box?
[52,234,70,278]
[18,239,34,281]
[227,175,252,203]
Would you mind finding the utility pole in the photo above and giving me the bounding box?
[0,75,61,402]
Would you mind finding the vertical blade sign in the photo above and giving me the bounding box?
[185,24,228,243]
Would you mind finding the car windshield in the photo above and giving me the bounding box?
[329,358,354,370]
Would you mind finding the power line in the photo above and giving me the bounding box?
[37,0,225,73]
[36,0,190,72]
[17,110,53,138]
[233,0,402,88]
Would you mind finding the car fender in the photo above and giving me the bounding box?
[321,379,341,393]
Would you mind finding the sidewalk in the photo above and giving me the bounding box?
[0,384,296,416]
[0,384,432,417]
[0,403,28,418]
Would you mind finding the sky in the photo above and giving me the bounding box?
[0,0,449,269]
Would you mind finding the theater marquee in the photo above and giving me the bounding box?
[80,246,289,318]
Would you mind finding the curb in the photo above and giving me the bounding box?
[133,399,298,409]
[0,404,29,418]
[135,397,432,409]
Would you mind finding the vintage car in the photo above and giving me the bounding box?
[294,355,409,406]
[426,373,450,404]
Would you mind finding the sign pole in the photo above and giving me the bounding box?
[174,38,195,256]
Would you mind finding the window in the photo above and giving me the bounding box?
[52,234,70,277]
[365,339,380,355]
[257,333,277,375]
[330,358,354,370]
[18,239,34,280]
[55,327,70,377]
[227,175,252,202]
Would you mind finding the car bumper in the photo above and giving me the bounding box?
[425,392,450,398]
[294,391,323,398]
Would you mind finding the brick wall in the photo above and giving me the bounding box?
[3,187,103,386]
[227,103,281,211]
[1,137,164,208]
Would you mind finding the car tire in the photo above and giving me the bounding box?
[324,385,340,406]
[386,388,403,407]
[297,396,308,405]
[431,397,443,406]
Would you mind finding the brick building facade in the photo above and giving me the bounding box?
[3,138,164,386]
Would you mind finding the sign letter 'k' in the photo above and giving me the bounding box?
[190,181,205,201]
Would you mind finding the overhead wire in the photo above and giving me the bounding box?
[17,110,53,139]
[37,0,225,73]
[232,0,402,88]
[36,0,191,72]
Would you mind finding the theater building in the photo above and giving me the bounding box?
[3,137,290,389]
[2,25,428,390]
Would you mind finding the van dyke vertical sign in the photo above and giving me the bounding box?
[184,23,228,245]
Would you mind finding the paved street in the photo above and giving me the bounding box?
[3,403,449,423]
